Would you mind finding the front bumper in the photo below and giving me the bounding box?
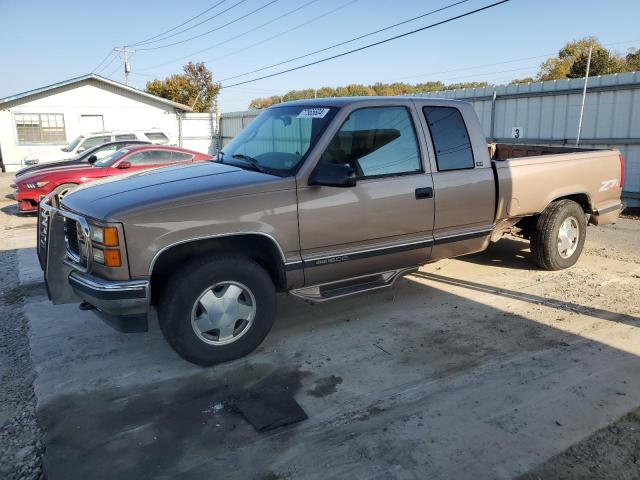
[16,188,47,212]
[38,196,150,333]
[68,271,149,332]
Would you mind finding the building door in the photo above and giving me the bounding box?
[80,115,104,134]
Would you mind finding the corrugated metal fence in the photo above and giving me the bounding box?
[219,72,640,201]
[219,110,260,148]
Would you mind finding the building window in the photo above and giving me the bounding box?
[15,113,66,144]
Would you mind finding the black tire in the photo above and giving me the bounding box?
[158,255,276,366]
[530,199,587,271]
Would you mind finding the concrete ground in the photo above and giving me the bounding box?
[1,172,640,479]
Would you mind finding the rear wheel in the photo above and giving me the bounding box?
[158,255,276,366]
[530,199,587,270]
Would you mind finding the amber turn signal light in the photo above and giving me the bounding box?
[104,249,122,267]
[103,227,119,246]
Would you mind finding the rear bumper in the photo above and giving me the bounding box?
[68,271,150,333]
[591,202,624,225]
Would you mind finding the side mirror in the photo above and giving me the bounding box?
[116,161,131,170]
[309,162,356,188]
[87,155,98,164]
[76,147,86,153]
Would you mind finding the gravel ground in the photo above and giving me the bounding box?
[0,248,44,479]
[520,408,640,479]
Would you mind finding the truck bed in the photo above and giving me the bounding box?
[490,143,623,223]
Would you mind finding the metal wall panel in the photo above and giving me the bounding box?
[219,110,260,148]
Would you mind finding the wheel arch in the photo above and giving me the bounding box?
[149,233,288,305]
[548,192,593,214]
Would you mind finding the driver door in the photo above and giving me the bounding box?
[296,105,435,285]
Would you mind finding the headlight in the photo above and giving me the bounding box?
[25,181,48,189]
[24,159,39,165]
[90,225,122,267]
[90,226,119,246]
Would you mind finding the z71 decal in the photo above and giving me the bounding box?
[599,179,618,192]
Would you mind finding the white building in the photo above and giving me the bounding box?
[0,74,194,172]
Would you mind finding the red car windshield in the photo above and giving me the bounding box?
[93,148,131,167]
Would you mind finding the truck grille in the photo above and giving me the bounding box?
[64,218,80,256]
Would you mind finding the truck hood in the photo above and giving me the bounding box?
[61,161,293,221]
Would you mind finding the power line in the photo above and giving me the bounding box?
[166,0,364,75]
[92,50,116,73]
[136,0,323,73]
[95,52,118,75]
[104,61,124,80]
[136,0,281,51]
[220,0,473,82]
[221,0,512,89]
[127,0,229,47]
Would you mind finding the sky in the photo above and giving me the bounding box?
[0,0,639,112]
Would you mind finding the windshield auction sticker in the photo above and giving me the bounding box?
[297,108,330,119]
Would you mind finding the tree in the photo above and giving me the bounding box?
[538,37,602,80]
[626,48,640,71]
[146,62,220,112]
[510,77,535,85]
[567,47,618,78]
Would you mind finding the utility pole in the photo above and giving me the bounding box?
[114,47,134,85]
[576,45,593,146]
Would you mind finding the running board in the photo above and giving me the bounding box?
[290,267,417,302]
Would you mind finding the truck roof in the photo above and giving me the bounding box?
[277,96,468,108]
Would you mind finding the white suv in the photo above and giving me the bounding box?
[22,130,173,165]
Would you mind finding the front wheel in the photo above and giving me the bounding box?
[158,255,276,366]
[530,199,587,270]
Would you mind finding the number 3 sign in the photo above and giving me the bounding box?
[512,127,523,139]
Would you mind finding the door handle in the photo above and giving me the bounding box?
[415,187,433,199]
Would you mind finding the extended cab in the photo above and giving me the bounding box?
[38,97,624,365]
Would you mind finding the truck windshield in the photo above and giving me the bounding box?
[221,105,337,176]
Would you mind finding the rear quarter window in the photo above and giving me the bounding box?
[423,106,474,171]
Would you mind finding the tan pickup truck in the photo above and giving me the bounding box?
[38,97,625,365]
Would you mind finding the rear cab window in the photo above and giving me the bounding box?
[423,106,474,171]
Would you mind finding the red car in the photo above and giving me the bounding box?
[14,145,213,212]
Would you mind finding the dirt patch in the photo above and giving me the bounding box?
[307,375,343,398]
[519,407,640,479]
[38,365,310,480]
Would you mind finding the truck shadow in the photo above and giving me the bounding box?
[458,236,539,270]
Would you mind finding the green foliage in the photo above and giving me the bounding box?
[509,77,535,85]
[247,80,488,109]
[146,62,220,112]
[626,48,640,71]
[538,37,637,81]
